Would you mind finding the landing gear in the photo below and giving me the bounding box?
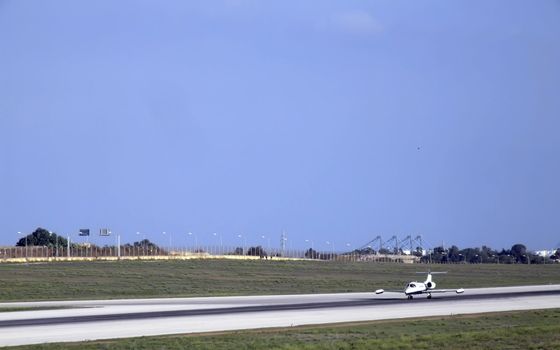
[427,293,432,299]
[407,295,413,300]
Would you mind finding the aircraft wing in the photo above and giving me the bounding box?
[374,289,403,294]
[423,288,464,294]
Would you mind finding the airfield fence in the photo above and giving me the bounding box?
[0,245,420,263]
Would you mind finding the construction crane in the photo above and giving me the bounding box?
[358,235,427,256]
[383,235,399,254]
[359,235,382,252]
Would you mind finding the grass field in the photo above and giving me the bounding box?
[0,259,558,301]
[0,306,71,313]
[6,308,560,349]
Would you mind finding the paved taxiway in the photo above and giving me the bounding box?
[0,284,559,346]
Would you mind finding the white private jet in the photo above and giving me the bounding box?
[375,271,465,299]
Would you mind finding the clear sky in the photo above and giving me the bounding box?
[1,0,559,251]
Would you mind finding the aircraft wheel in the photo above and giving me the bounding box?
[407,295,413,300]
[427,294,432,299]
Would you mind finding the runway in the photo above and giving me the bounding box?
[1,284,559,346]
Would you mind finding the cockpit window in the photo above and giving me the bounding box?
[409,283,416,288]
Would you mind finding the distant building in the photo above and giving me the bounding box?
[400,249,427,256]
[534,250,555,257]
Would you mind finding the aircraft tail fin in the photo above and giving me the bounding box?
[416,271,447,283]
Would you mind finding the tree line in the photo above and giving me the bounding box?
[352,244,560,264]
[15,228,271,257]
[15,228,560,263]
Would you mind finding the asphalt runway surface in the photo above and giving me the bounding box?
[1,284,560,346]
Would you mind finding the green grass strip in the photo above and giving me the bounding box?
[0,260,559,301]
[8,309,560,349]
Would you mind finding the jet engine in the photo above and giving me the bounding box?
[426,281,436,289]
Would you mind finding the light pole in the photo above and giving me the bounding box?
[305,239,314,251]
[212,232,222,255]
[135,232,140,256]
[281,235,288,257]
[18,231,27,258]
[260,235,265,254]
[326,241,333,261]
[428,248,432,264]
[136,231,147,256]
[162,231,172,249]
[305,239,314,259]
[237,234,245,255]
[49,231,58,259]
[265,235,272,256]
[116,233,121,258]
[162,232,170,255]
[187,232,197,252]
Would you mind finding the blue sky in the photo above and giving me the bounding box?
[1,0,559,250]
